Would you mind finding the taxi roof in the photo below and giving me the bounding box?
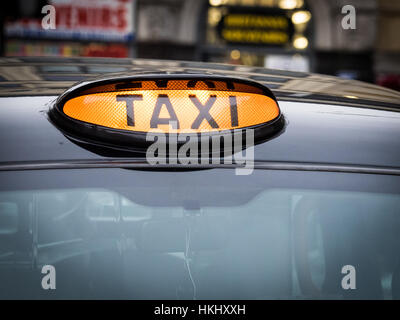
[0,57,399,171]
[1,56,400,110]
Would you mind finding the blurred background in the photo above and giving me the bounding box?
[0,0,399,90]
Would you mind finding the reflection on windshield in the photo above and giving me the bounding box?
[0,175,399,299]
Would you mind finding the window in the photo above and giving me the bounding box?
[0,168,399,299]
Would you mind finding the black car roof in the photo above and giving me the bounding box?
[0,57,399,171]
[1,56,400,110]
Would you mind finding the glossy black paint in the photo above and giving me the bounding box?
[1,57,400,111]
[0,57,399,168]
[0,96,399,168]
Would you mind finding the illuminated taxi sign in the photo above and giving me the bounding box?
[50,75,283,149]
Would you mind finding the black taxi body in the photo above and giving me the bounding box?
[0,57,399,299]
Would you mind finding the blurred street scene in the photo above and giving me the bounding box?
[0,0,399,90]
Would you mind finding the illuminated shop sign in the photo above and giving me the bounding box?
[217,7,294,47]
[5,0,135,42]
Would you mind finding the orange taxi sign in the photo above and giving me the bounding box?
[63,80,279,134]
[50,75,283,148]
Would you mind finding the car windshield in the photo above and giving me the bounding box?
[0,168,399,299]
